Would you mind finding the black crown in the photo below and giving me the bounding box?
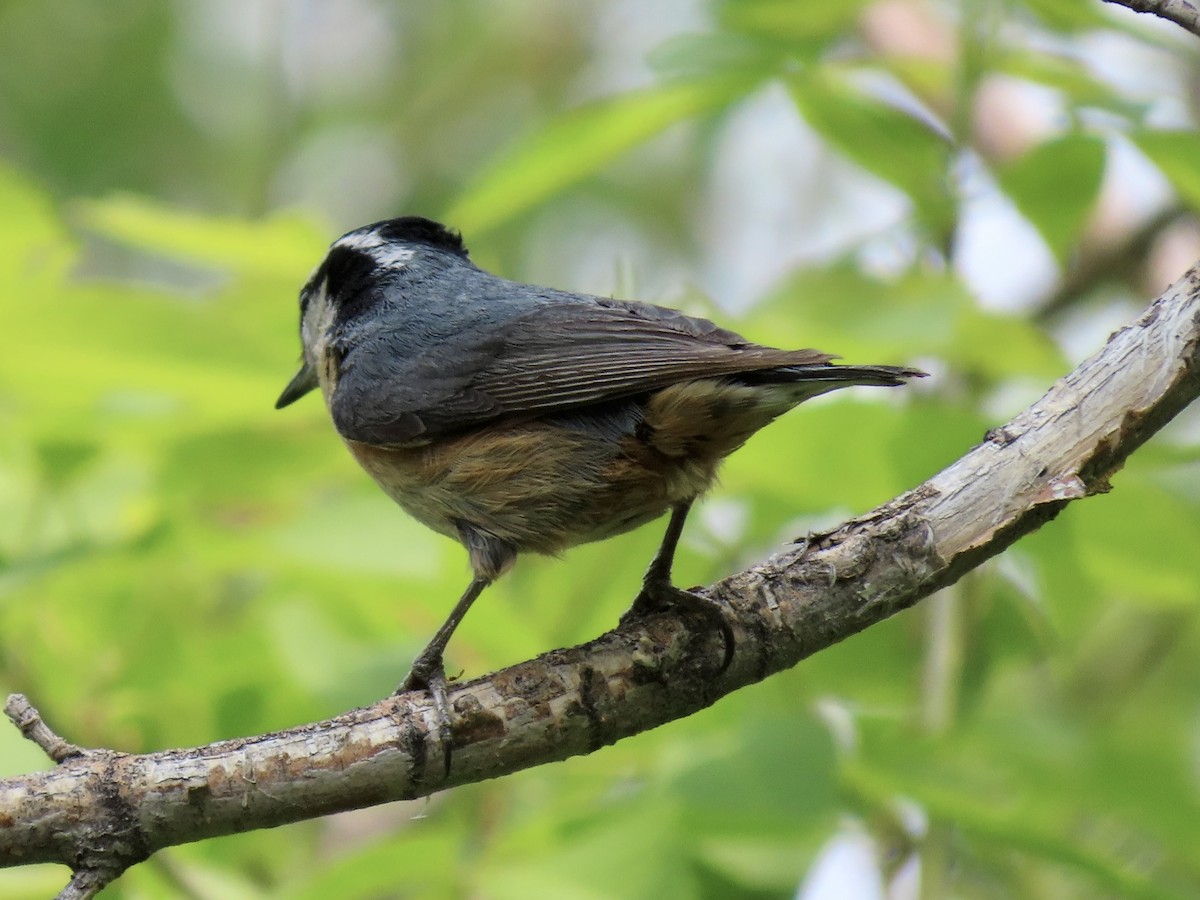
[373,216,468,257]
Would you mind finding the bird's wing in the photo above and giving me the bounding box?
[329,296,833,446]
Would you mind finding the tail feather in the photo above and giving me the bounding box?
[740,363,927,388]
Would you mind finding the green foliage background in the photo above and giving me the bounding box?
[1,0,1199,897]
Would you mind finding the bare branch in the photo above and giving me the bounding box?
[5,695,85,764]
[56,870,114,900]
[1,263,1198,892]
[1103,0,1200,38]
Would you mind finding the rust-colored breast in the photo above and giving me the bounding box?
[340,377,793,559]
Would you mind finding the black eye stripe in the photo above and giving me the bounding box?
[324,247,378,292]
[317,247,383,325]
[304,249,364,305]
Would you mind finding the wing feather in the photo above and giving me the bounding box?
[330,296,834,446]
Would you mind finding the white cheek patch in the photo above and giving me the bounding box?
[302,279,336,352]
[335,231,416,271]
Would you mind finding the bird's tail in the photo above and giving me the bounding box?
[742,363,927,388]
[728,363,926,411]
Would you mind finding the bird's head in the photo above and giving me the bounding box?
[275,216,469,409]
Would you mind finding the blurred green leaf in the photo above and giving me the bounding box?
[78,195,327,278]
[747,263,1066,381]
[1067,473,1200,606]
[269,493,447,579]
[723,399,940,516]
[33,439,100,487]
[127,854,266,900]
[647,32,778,81]
[718,0,875,45]
[672,715,838,834]
[446,79,740,235]
[483,803,698,900]
[0,163,73,283]
[746,264,960,361]
[850,705,1200,898]
[996,134,1106,264]
[788,70,954,238]
[1000,55,1146,118]
[1019,0,1115,32]
[1133,130,1200,213]
[954,306,1068,380]
[0,867,76,900]
[284,827,461,900]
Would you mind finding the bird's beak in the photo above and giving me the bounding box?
[275,362,319,409]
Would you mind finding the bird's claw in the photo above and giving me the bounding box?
[397,655,454,777]
[623,580,735,672]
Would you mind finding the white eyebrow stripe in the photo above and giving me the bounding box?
[336,231,385,251]
[334,231,416,269]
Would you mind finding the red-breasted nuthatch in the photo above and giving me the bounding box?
[277,217,924,745]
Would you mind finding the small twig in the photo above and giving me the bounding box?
[4,694,85,763]
[5,695,128,899]
[56,869,115,900]
[1102,0,1200,38]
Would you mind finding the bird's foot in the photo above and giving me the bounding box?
[622,579,735,672]
[396,652,453,776]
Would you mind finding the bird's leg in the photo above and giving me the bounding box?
[632,498,693,607]
[397,575,491,775]
[623,499,735,670]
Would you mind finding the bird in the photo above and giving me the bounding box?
[276,215,924,755]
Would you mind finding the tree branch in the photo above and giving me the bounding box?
[2,263,1199,896]
[1102,0,1200,38]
